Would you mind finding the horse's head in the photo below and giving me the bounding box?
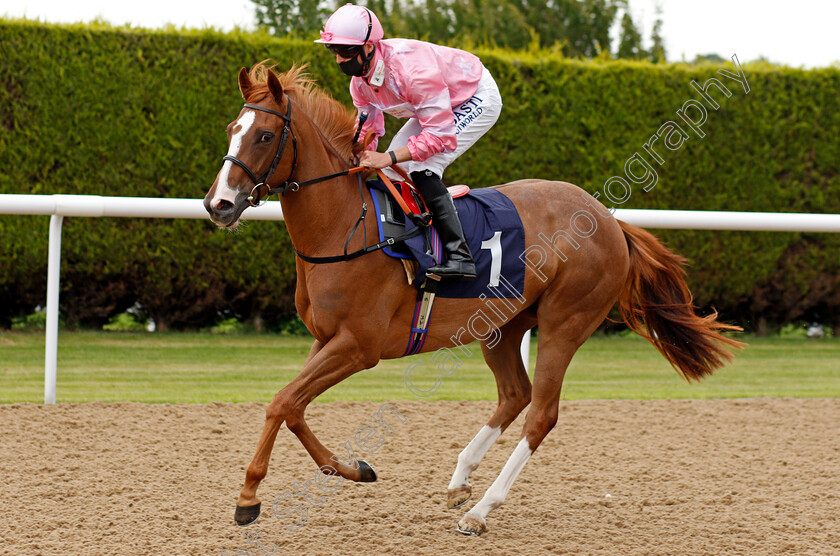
[204,67,294,228]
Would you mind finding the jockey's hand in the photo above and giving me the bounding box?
[358,150,393,170]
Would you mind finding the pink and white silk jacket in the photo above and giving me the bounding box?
[350,38,484,162]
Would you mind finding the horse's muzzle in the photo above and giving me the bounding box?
[204,194,246,228]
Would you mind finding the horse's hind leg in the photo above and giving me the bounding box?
[457,277,621,535]
[447,313,534,509]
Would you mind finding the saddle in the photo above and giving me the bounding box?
[367,178,473,356]
[368,179,470,279]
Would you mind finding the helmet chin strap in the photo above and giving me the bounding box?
[360,6,375,76]
[361,44,376,76]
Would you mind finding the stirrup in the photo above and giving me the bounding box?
[428,260,476,280]
[409,211,433,228]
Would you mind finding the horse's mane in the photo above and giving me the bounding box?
[245,61,357,160]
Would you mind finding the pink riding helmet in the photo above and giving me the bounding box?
[314,3,384,46]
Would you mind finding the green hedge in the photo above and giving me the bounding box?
[1,20,838,332]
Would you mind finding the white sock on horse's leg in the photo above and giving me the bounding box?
[448,425,501,489]
[466,437,533,521]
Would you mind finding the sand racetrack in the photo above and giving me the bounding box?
[1,399,839,555]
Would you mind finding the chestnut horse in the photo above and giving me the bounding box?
[203,63,741,536]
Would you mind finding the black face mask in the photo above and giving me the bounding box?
[338,45,376,77]
[338,55,366,77]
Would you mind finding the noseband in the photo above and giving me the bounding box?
[223,99,298,206]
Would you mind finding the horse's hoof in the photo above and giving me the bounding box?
[358,459,377,483]
[456,513,487,536]
[447,485,472,509]
[234,502,261,526]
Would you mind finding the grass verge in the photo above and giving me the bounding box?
[1,331,838,403]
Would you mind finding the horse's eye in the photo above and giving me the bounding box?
[259,132,274,143]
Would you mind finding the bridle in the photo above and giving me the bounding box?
[222,100,297,206]
[221,94,425,263]
[223,96,365,206]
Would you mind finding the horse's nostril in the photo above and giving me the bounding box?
[214,199,234,213]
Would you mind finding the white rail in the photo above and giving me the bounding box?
[2,194,840,403]
[0,194,285,220]
[614,208,840,233]
[1,195,282,403]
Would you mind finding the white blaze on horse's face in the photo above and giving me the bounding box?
[212,110,256,209]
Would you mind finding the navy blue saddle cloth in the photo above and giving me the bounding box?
[367,180,526,299]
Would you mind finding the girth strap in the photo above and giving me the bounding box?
[402,274,442,356]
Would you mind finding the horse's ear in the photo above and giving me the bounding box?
[238,68,251,100]
[266,69,284,103]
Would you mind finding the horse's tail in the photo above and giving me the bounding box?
[617,220,744,382]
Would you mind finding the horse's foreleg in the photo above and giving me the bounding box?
[447,319,532,509]
[234,397,291,525]
[286,412,378,482]
[235,336,372,525]
[236,340,324,506]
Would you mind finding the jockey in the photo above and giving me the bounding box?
[315,3,503,280]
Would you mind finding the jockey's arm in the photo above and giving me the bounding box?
[402,64,458,161]
[358,145,411,170]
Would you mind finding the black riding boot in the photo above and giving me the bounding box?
[411,170,476,280]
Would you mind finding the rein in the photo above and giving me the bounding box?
[228,96,428,264]
[294,169,426,265]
